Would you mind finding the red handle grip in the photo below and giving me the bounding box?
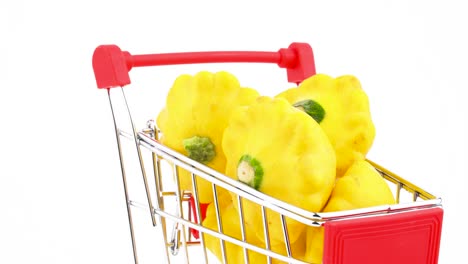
[92,42,316,89]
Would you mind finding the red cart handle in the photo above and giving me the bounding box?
[92,42,316,89]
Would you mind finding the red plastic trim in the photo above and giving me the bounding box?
[92,42,316,89]
[322,207,444,264]
[188,195,210,239]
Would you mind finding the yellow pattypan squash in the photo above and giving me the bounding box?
[304,159,396,263]
[202,190,307,264]
[202,190,239,264]
[156,71,259,204]
[222,96,336,246]
[276,74,376,177]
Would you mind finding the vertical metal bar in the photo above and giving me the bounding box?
[280,214,292,258]
[187,203,193,243]
[261,206,272,264]
[172,164,190,263]
[237,196,250,264]
[212,184,227,264]
[190,173,209,263]
[120,88,157,226]
[108,90,139,264]
[413,191,420,202]
[169,222,181,256]
[149,125,170,263]
[396,182,403,204]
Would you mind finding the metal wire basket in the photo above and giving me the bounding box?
[92,43,443,264]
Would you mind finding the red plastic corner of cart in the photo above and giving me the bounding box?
[188,195,210,239]
[279,42,316,84]
[92,45,131,89]
[322,207,444,264]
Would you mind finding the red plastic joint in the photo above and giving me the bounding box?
[280,42,316,85]
[92,45,131,89]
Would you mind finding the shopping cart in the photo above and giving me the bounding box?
[92,42,444,264]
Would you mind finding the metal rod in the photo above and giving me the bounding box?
[166,241,201,247]
[280,214,292,258]
[212,184,227,264]
[261,206,272,264]
[160,191,192,200]
[108,90,139,264]
[169,222,181,256]
[396,182,402,204]
[190,173,209,263]
[237,196,250,264]
[150,141,170,263]
[120,88,157,227]
[187,202,193,243]
[172,164,190,263]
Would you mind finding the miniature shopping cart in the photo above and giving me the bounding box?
[92,42,444,264]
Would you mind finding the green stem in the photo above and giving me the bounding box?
[293,99,325,124]
[237,154,264,190]
[182,136,216,163]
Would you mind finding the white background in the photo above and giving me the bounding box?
[1,0,465,263]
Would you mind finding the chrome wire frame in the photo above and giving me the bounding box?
[107,87,442,264]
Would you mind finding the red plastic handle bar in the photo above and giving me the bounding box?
[92,42,316,89]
